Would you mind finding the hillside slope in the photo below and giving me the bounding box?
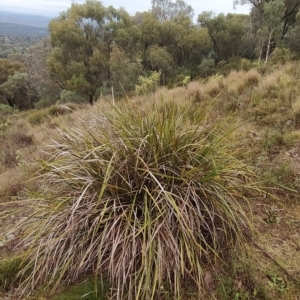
[0,22,49,37]
[1,62,300,299]
[0,11,50,27]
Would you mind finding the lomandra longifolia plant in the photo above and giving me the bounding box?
[14,100,260,299]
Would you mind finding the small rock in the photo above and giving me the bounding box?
[285,119,292,126]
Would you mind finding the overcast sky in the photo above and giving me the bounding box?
[0,0,250,18]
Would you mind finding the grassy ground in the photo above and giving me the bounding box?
[1,62,300,299]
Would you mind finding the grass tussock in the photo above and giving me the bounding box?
[2,62,300,299]
[0,256,23,292]
[9,100,260,299]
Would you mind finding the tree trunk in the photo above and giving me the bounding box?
[6,96,14,108]
[265,29,274,65]
[258,43,263,65]
[88,94,93,105]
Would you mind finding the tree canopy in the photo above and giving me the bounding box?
[47,0,131,104]
[1,0,300,109]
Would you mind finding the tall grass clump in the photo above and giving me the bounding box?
[12,100,259,299]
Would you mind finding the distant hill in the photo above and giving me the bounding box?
[0,23,49,38]
[0,11,51,28]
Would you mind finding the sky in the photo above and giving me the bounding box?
[0,0,250,18]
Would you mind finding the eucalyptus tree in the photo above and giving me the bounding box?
[0,59,26,106]
[0,59,25,85]
[147,45,174,76]
[198,12,249,61]
[25,39,61,104]
[234,0,300,38]
[47,0,131,105]
[134,12,161,51]
[260,0,285,63]
[0,72,38,109]
[109,46,144,95]
[282,10,300,52]
[160,16,210,68]
[151,0,194,21]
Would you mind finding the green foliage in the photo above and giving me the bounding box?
[12,100,260,299]
[27,110,49,125]
[256,0,285,64]
[110,46,144,95]
[0,257,23,292]
[270,48,295,65]
[160,16,211,68]
[0,59,26,85]
[235,0,300,41]
[25,39,61,103]
[147,45,174,75]
[151,0,194,21]
[60,90,84,104]
[47,0,131,104]
[267,270,287,293]
[0,72,38,110]
[34,97,57,109]
[135,71,161,95]
[169,70,192,88]
[198,12,249,62]
[182,75,191,87]
[222,57,251,73]
[198,56,215,77]
[0,104,14,115]
[0,118,11,135]
[239,58,253,71]
[51,278,106,300]
[217,277,246,300]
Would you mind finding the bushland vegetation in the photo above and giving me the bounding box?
[1,0,300,109]
[0,60,300,299]
[1,0,300,299]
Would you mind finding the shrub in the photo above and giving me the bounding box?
[240,58,253,71]
[60,90,84,104]
[0,104,14,115]
[27,110,48,125]
[198,57,215,78]
[135,71,161,95]
[34,97,57,109]
[188,85,205,103]
[0,119,11,136]
[270,48,295,65]
[13,101,260,299]
[244,69,261,87]
[182,75,191,87]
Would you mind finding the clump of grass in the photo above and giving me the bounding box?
[0,256,23,292]
[204,77,223,98]
[0,104,14,115]
[27,110,49,125]
[0,120,35,171]
[292,99,300,128]
[244,69,261,87]
[12,100,260,299]
[187,82,205,102]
